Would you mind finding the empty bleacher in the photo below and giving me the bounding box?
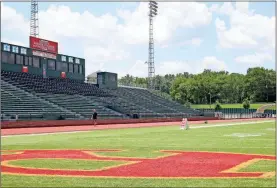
[1,71,111,96]
[106,87,199,117]
[1,71,122,119]
[36,93,123,119]
[1,71,199,120]
[89,95,164,118]
[1,79,76,120]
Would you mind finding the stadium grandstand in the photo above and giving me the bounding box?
[0,0,206,122]
[1,41,202,121]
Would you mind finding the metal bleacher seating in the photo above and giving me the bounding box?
[105,87,200,118]
[1,79,76,120]
[36,93,123,119]
[88,95,164,118]
[1,71,122,120]
[1,71,111,96]
[1,71,199,120]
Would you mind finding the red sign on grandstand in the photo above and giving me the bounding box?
[22,66,28,73]
[32,50,57,59]
[61,72,66,78]
[29,36,58,54]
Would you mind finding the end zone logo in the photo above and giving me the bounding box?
[1,150,275,178]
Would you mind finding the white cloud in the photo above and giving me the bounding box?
[1,38,25,47]
[218,2,234,15]
[125,60,193,78]
[190,38,203,46]
[83,45,130,76]
[215,18,258,49]
[235,53,273,66]
[1,3,29,34]
[126,60,148,77]
[124,56,226,77]
[156,56,227,76]
[161,37,203,49]
[201,56,227,71]
[84,46,129,63]
[209,4,219,12]
[235,2,249,14]
[37,2,212,47]
[157,61,193,75]
[117,2,213,45]
[178,38,203,47]
[39,5,120,43]
[215,2,275,50]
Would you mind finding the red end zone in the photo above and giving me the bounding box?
[1,149,275,178]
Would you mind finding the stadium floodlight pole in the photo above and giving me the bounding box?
[30,0,39,37]
[147,1,158,90]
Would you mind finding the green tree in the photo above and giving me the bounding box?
[245,67,276,102]
[118,67,276,105]
[242,98,250,109]
[214,100,222,111]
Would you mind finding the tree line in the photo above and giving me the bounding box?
[118,67,276,105]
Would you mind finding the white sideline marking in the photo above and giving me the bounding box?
[266,128,275,131]
[224,133,266,138]
[190,120,274,129]
[1,120,275,138]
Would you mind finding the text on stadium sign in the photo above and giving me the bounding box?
[29,36,58,54]
[32,50,57,59]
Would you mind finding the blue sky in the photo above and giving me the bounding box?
[1,2,275,77]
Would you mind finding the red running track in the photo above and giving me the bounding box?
[1,118,274,136]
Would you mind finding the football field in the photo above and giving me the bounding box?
[1,120,276,187]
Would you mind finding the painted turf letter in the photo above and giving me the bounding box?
[1,150,275,178]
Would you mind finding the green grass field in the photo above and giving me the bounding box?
[191,103,276,110]
[1,120,276,187]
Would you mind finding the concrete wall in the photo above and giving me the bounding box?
[1,117,219,129]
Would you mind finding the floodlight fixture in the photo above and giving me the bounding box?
[149,1,158,17]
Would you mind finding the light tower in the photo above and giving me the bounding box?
[30,0,39,37]
[147,1,158,90]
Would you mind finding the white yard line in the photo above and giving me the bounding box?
[1,120,275,138]
[191,120,274,129]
